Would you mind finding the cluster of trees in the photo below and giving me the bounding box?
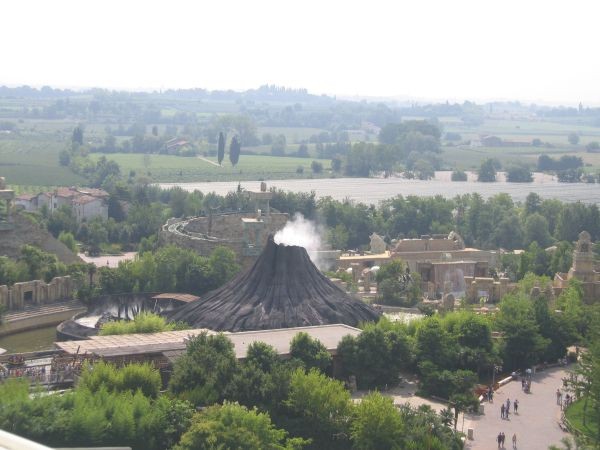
[563,311,600,447]
[2,273,594,449]
[0,364,194,450]
[335,120,442,179]
[375,260,422,307]
[0,245,86,286]
[31,177,600,270]
[537,154,589,182]
[167,331,463,449]
[96,245,239,297]
[271,190,599,252]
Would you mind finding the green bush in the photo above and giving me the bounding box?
[0,371,193,450]
[289,332,332,373]
[99,311,187,335]
[174,402,307,450]
[79,361,161,398]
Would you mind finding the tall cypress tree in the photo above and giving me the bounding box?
[229,136,241,166]
[217,132,225,165]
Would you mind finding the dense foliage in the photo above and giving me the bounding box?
[99,311,188,336]
[97,245,239,296]
[0,371,193,450]
[375,259,422,306]
[0,245,87,286]
[174,402,307,450]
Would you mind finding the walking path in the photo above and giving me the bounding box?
[464,366,572,449]
[197,156,221,167]
[78,252,137,268]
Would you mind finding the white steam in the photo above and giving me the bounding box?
[274,213,324,267]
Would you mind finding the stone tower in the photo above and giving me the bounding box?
[569,231,595,283]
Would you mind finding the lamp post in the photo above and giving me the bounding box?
[492,365,502,388]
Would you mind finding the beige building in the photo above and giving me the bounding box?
[339,232,497,298]
[554,231,600,304]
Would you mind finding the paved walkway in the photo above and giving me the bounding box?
[78,252,137,268]
[353,377,452,412]
[464,366,572,449]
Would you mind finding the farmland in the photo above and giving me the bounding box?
[0,137,84,186]
[2,86,600,188]
[89,153,332,182]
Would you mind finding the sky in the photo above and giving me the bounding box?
[1,0,599,105]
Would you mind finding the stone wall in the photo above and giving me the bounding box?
[0,276,73,310]
[161,212,288,268]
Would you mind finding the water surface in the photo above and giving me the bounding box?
[0,326,57,353]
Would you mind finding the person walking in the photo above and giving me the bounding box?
[514,398,519,414]
[556,388,562,405]
[501,432,506,447]
[501,403,505,419]
[506,399,511,418]
[497,432,503,448]
[512,432,517,449]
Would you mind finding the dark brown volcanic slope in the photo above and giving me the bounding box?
[168,237,380,331]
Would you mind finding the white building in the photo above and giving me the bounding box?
[15,187,109,223]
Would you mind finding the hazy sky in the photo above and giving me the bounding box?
[2,0,599,104]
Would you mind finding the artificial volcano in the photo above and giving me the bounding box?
[168,236,380,331]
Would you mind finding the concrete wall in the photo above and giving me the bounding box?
[0,305,86,337]
[0,276,73,310]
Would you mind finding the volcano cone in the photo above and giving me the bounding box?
[168,236,380,331]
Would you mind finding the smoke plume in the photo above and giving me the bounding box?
[274,213,324,266]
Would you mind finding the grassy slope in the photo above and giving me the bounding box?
[565,397,599,442]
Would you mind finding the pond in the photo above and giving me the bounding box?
[0,326,57,354]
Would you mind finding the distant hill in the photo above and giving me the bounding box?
[0,212,82,264]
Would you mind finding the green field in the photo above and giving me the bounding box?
[258,126,326,144]
[439,116,600,171]
[90,153,332,182]
[3,92,600,187]
[0,137,85,186]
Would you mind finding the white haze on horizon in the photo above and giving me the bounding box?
[1,0,600,104]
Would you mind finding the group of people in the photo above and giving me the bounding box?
[0,364,47,382]
[486,386,494,402]
[0,356,82,385]
[497,432,518,449]
[500,397,519,419]
[521,377,531,393]
[556,388,574,411]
